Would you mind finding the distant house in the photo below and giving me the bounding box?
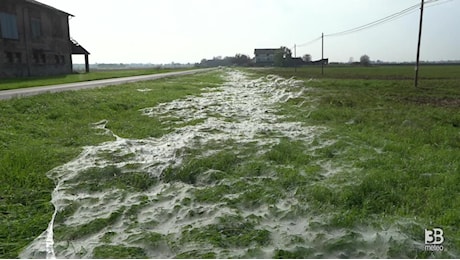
[254,48,280,66]
[0,0,90,78]
[311,58,329,65]
[290,57,304,66]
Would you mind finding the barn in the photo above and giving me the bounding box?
[0,0,89,78]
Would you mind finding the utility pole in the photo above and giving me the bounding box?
[321,33,324,75]
[415,0,424,88]
[294,44,297,73]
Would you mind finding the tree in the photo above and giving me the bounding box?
[199,54,252,67]
[274,46,292,67]
[302,54,312,63]
[233,54,251,66]
[360,54,371,66]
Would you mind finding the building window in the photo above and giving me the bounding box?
[15,52,22,63]
[4,52,22,63]
[31,18,42,39]
[33,50,47,64]
[50,14,64,38]
[54,55,65,64]
[0,12,19,40]
[33,52,39,63]
[5,52,14,63]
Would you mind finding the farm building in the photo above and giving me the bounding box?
[0,0,89,78]
[254,48,280,66]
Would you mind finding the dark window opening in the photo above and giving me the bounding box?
[33,51,47,64]
[33,52,39,63]
[5,52,22,63]
[15,52,22,63]
[31,18,42,39]
[50,14,64,38]
[54,55,65,65]
[5,52,14,63]
[0,12,19,39]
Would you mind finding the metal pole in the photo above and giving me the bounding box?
[294,44,297,73]
[321,33,324,75]
[415,0,424,88]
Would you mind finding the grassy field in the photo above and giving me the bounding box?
[251,65,460,257]
[0,68,191,91]
[267,64,460,80]
[0,71,224,258]
[1,65,459,258]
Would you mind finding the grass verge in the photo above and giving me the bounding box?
[0,68,192,91]
[0,71,223,258]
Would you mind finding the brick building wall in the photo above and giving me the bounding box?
[0,0,72,78]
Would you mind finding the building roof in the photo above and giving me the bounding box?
[25,0,73,16]
[254,48,281,55]
[71,38,90,55]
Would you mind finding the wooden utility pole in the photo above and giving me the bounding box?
[321,33,324,75]
[294,44,297,73]
[415,0,424,88]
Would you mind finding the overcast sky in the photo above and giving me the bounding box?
[40,0,460,64]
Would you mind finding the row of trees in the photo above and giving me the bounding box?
[273,47,322,67]
[274,46,371,67]
[199,54,252,67]
[199,49,371,67]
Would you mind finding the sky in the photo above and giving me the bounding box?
[39,0,460,64]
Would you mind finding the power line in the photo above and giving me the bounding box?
[295,0,452,48]
[297,36,322,48]
[326,0,451,37]
[325,3,421,37]
[326,0,450,37]
[424,0,453,8]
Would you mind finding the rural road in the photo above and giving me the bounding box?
[0,68,215,100]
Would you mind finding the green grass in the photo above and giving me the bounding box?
[252,65,460,257]
[66,166,157,193]
[0,71,223,258]
[162,150,240,185]
[2,65,460,258]
[0,68,192,91]
[93,245,147,259]
[256,64,460,80]
[54,207,125,241]
[180,214,271,249]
